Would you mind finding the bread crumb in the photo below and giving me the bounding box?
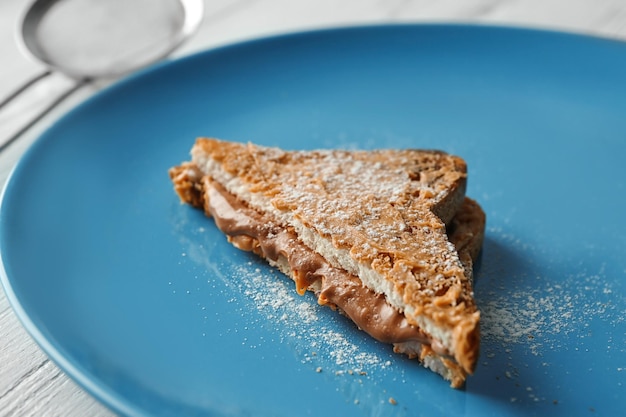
[316,367,322,373]
[389,397,397,405]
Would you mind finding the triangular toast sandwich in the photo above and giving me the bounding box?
[169,138,485,388]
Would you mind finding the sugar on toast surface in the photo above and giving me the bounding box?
[170,138,485,387]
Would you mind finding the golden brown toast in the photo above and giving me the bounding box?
[169,138,485,387]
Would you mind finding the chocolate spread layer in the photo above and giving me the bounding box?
[204,179,449,355]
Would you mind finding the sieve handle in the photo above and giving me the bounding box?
[0,70,52,109]
[0,74,88,153]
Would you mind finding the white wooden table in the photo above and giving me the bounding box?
[2,1,626,415]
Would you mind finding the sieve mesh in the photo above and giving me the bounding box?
[31,0,187,78]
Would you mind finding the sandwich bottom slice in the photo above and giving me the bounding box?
[169,138,486,388]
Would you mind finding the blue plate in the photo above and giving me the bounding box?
[1,24,625,417]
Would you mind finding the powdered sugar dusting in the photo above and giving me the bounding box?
[475,226,626,405]
[481,273,624,357]
[480,227,625,357]
[277,149,455,247]
[232,261,391,374]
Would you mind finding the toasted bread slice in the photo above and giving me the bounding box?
[170,138,485,387]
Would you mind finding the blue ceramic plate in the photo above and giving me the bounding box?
[1,25,625,417]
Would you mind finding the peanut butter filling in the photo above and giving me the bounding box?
[203,178,452,357]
